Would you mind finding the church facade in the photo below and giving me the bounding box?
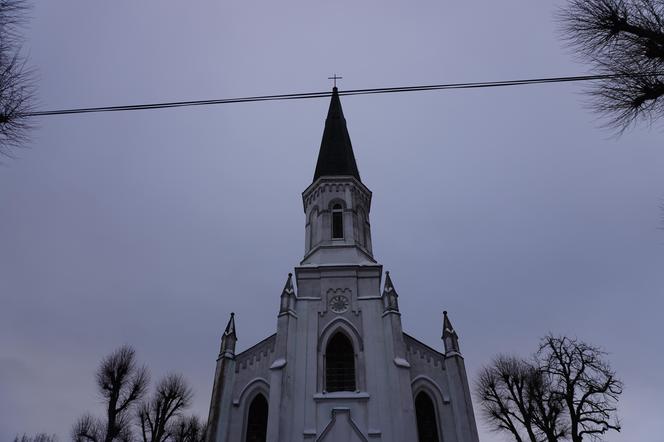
[205,88,480,442]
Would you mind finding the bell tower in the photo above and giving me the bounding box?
[302,87,374,266]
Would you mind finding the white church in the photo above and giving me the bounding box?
[205,87,480,442]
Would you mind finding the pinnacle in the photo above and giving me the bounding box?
[224,312,237,338]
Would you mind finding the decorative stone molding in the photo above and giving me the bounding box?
[302,177,372,213]
[232,377,270,407]
[235,334,276,372]
[403,333,445,369]
[319,288,358,317]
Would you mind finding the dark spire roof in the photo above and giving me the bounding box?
[442,311,457,340]
[223,312,237,339]
[441,310,460,354]
[383,271,398,297]
[313,87,361,182]
[281,273,294,297]
[382,271,400,312]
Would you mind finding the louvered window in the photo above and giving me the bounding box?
[332,204,344,239]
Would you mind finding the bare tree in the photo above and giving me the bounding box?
[137,374,193,442]
[72,345,150,442]
[170,416,206,442]
[538,335,622,442]
[0,0,35,156]
[72,414,103,442]
[477,355,567,442]
[558,0,664,131]
[477,335,621,441]
[527,367,569,442]
[13,434,58,442]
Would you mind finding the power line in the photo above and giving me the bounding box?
[23,73,655,118]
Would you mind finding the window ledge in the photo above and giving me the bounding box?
[313,391,370,401]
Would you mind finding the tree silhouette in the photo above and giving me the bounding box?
[13,434,58,442]
[137,374,194,442]
[72,345,150,442]
[538,336,622,442]
[71,345,206,442]
[170,416,206,442]
[476,335,621,441]
[559,0,664,132]
[0,0,35,156]
[477,355,567,441]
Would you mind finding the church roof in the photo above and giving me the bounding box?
[313,87,361,182]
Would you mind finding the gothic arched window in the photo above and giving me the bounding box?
[245,393,269,442]
[325,332,356,392]
[415,391,440,442]
[332,204,344,239]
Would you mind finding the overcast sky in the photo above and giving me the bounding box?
[1,1,663,441]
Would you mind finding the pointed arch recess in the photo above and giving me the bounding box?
[244,393,268,442]
[317,319,365,393]
[318,317,363,352]
[415,391,440,442]
[233,377,270,407]
[327,198,347,211]
[325,333,356,392]
[411,376,448,442]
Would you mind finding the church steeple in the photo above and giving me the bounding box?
[301,88,374,265]
[313,87,361,182]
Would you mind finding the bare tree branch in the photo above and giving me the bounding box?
[558,0,664,133]
[0,0,35,156]
[538,335,622,442]
[72,414,102,442]
[73,345,150,442]
[476,355,568,442]
[137,373,193,442]
[13,434,59,442]
[170,416,206,442]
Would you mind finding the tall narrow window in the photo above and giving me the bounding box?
[245,393,268,442]
[309,208,318,249]
[357,208,366,247]
[325,333,356,392]
[415,392,440,442]
[332,204,344,239]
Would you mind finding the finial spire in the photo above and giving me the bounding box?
[279,273,295,313]
[442,310,461,355]
[220,312,238,357]
[382,271,400,312]
[224,312,237,338]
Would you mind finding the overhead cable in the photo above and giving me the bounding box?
[24,73,659,117]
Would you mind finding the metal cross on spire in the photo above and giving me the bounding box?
[328,74,343,88]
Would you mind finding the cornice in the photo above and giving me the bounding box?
[301,176,372,212]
